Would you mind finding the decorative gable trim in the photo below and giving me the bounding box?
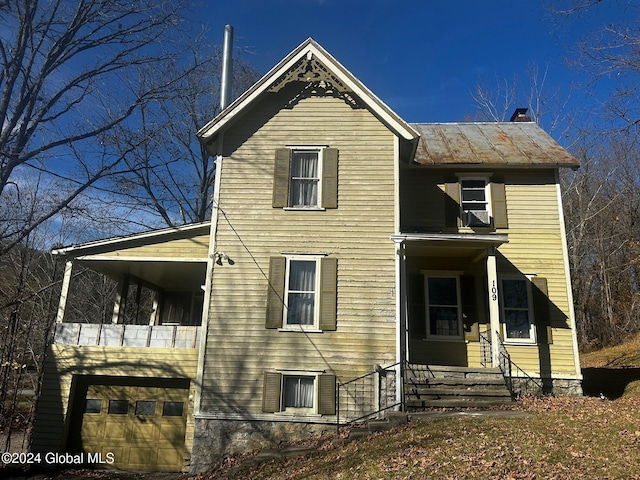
[196,39,418,146]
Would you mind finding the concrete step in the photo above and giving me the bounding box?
[409,387,512,398]
[406,397,513,408]
[408,377,507,388]
[405,364,513,410]
[343,412,409,441]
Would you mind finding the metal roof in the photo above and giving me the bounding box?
[410,122,579,168]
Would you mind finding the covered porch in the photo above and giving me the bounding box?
[394,233,508,369]
[52,223,211,347]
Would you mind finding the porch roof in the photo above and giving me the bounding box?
[52,222,210,291]
[391,233,508,259]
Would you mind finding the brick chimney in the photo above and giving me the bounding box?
[510,107,531,122]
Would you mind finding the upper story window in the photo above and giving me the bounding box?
[290,149,321,207]
[460,178,490,227]
[273,147,338,210]
[444,175,508,229]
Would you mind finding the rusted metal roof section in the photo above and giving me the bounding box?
[410,122,580,168]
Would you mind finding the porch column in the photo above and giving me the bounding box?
[394,239,408,408]
[111,275,129,324]
[486,247,501,367]
[55,260,73,323]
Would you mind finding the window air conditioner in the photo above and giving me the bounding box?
[463,210,490,227]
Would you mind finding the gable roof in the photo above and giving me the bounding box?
[197,38,419,146]
[410,122,580,168]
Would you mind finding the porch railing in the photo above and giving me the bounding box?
[336,362,402,434]
[53,323,200,349]
[479,331,544,397]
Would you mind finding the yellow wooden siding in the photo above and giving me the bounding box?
[97,234,210,259]
[31,345,198,459]
[497,174,577,376]
[400,168,578,377]
[200,94,398,415]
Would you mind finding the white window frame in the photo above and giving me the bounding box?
[500,276,536,344]
[281,255,323,331]
[459,176,491,227]
[280,373,317,414]
[422,271,464,341]
[286,147,323,209]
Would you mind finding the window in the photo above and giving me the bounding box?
[290,149,321,207]
[266,255,337,331]
[162,401,184,417]
[460,178,490,226]
[84,399,102,414]
[283,376,315,411]
[135,400,156,416]
[273,147,338,209]
[107,400,129,415]
[424,274,462,339]
[444,176,508,229]
[262,371,336,415]
[501,278,535,342]
[285,258,319,328]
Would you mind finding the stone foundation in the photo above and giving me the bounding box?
[511,377,583,397]
[190,417,334,473]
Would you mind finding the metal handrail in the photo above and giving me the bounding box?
[479,331,544,397]
[336,362,402,434]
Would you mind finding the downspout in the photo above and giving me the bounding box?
[194,25,233,415]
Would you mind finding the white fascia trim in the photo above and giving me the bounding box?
[392,233,508,244]
[73,256,208,263]
[556,170,583,377]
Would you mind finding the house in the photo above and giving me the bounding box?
[31,39,582,473]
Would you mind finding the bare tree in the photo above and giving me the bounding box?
[104,43,261,227]
[470,63,574,137]
[0,0,195,253]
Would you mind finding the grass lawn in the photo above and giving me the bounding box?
[194,396,640,480]
[193,339,640,479]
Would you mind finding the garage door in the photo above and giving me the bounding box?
[79,384,188,471]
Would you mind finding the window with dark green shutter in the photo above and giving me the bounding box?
[272,147,338,209]
[266,255,337,331]
[261,371,336,415]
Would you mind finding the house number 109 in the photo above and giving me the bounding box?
[491,281,497,301]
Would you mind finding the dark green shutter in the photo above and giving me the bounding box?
[266,256,286,329]
[532,277,553,344]
[273,148,291,208]
[262,372,282,413]
[491,177,508,229]
[322,148,338,209]
[317,373,336,415]
[319,257,337,331]
[408,274,426,339]
[444,177,460,228]
[461,276,479,341]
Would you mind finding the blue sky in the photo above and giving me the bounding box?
[200,0,621,124]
